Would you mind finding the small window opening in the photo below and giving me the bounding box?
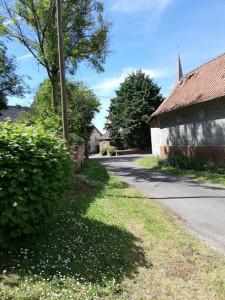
[188,73,195,79]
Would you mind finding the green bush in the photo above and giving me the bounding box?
[159,152,191,169]
[0,122,73,245]
[17,110,83,149]
[101,147,107,156]
[159,152,225,173]
[108,146,116,156]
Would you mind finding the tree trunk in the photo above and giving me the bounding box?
[51,72,59,113]
[85,141,89,159]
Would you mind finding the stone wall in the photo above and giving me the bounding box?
[89,127,102,154]
[159,97,225,147]
[117,149,151,156]
[73,143,85,171]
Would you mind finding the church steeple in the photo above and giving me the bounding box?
[175,50,183,85]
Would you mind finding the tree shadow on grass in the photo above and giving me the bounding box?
[0,160,149,288]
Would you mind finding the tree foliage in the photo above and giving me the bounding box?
[65,80,101,141]
[19,78,101,142]
[0,0,111,112]
[0,13,7,35]
[106,70,164,149]
[0,41,24,113]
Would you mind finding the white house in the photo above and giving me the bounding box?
[147,53,225,165]
[88,126,102,154]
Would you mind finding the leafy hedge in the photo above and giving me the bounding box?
[17,110,84,150]
[0,122,73,245]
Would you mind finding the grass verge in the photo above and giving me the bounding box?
[134,156,225,186]
[0,159,225,299]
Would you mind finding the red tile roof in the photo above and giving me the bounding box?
[150,53,225,120]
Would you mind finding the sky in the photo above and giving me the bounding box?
[3,0,225,132]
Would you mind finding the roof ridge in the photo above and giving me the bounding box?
[93,125,102,135]
[7,105,29,108]
[182,52,225,78]
[147,52,225,122]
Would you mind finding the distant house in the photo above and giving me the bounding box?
[147,53,225,166]
[88,126,102,154]
[0,105,30,122]
[99,131,111,152]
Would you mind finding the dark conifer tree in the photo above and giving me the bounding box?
[0,42,24,114]
[107,70,164,149]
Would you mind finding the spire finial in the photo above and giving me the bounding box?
[175,47,183,85]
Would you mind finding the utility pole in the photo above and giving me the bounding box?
[84,124,89,159]
[56,0,69,143]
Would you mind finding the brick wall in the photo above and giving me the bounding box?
[160,145,225,166]
[99,140,110,152]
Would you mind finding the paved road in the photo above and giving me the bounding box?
[93,154,225,254]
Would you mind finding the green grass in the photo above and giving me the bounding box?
[134,155,225,186]
[1,159,225,299]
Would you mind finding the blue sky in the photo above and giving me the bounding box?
[4,0,225,132]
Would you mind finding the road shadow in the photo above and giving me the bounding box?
[95,154,151,164]
[94,156,225,193]
[151,196,225,200]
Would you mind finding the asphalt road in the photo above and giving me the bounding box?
[93,154,225,254]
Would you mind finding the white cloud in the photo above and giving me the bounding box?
[93,67,168,95]
[111,0,174,13]
[94,67,132,94]
[16,53,33,60]
[3,16,22,25]
[3,20,12,25]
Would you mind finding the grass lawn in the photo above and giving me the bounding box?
[1,159,225,299]
[134,156,225,186]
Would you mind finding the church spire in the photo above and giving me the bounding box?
[175,48,183,85]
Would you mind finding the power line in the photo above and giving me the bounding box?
[97,95,112,98]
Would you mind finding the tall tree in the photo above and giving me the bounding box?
[0,41,24,113]
[21,78,100,141]
[0,0,111,112]
[106,70,164,149]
